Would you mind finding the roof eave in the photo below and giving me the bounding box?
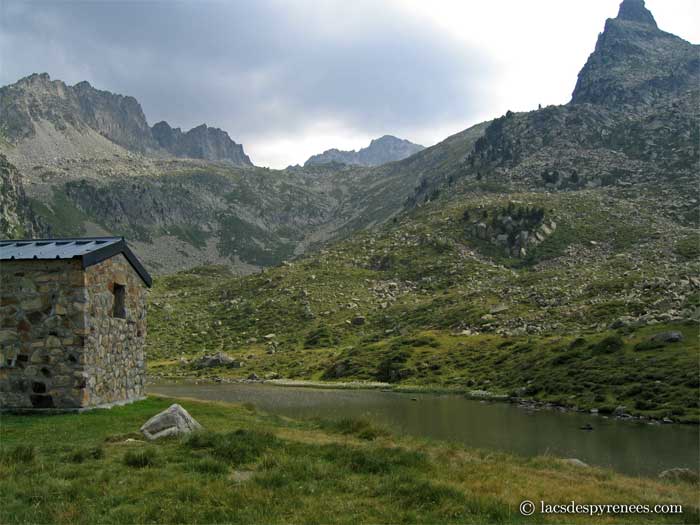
[79,240,153,288]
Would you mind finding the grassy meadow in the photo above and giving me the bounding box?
[1,397,698,524]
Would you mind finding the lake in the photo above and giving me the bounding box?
[149,381,699,477]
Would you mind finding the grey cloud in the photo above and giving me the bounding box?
[1,0,491,162]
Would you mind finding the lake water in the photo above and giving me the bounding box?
[149,382,699,477]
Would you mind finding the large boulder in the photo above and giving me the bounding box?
[140,404,203,440]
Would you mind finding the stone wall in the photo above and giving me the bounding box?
[83,254,147,406]
[0,259,87,408]
[0,254,147,410]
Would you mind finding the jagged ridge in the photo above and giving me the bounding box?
[304,135,424,167]
[0,73,253,166]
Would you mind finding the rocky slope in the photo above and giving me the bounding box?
[0,155,44,239]
[0,0,697,285]
[145,0,700,423]
[0,97,484,273]
[407,0,698,210]
[304,135,424,167]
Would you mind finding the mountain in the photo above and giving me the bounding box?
[304,135,425,167]
[0,73,253,167]
[0,78,475,272]
[145,0,700,424]
[152,121,252,166]
[408,0,698,206]
[572,0,699,107]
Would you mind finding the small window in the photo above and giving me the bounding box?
[113,283,126,319]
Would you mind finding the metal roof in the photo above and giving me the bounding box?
[0,237,152,287]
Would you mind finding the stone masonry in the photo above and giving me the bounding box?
[0,253,147,410]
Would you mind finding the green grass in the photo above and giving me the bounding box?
[1,397,697,524]
[145,186,699,424]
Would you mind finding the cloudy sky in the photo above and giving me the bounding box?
[1,0,698,168]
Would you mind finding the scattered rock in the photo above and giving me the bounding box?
[490,304,509,314]
[352,315,366,326]
[563,458,589,468]
[247,373,260,381]
[121,438,145,444]
[659,468,699,483]
[613,405,627,416]
[194,352,240,369]
[140,404,203,440]
[229,469,255,483]
[650,331,684,343]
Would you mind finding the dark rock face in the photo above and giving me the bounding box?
[72,80,157,152]
[617,0,657,27]
[571,0,699,107]
[152,121,252,166]
[0,154,43,238]
[305,135,424,167]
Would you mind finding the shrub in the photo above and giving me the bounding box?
[591,335,624,354]
[376,350,411,383]
[191,458,228,475]
[183,431,217,449]
[304,325,337,348]
[319,418,389,440]
[123,448,159,468]
[3,445,35,464]
[67,446,104,463]
[634,339,665,351]
[634,399,657,411]
[377,474,464,508]
[184,429,279,466]
[568,337,586,349]
[323,444,425,475]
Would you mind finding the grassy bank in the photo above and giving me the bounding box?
[1,397,698,524]
[145,188,700,424]
[149,320,700,423]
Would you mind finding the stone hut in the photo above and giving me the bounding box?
[0,237,152,410]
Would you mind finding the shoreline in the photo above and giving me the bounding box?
[147,375,692,426]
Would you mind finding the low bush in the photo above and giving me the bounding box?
[67,446,104,463]
[2,445,35,464]
[123,448,159,468]
[318,417,389,440]
[183,429,279,466]
[591,335,624,354]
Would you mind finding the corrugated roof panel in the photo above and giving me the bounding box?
[0,238,121,260]
[0,237,152,287]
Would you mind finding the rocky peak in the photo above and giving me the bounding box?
[0,73,157,152]
[616,0,657,28]
[304,135,424,167]
[570,0,699,107]
[16,72,52,87]
[1,73,254,166]
[151,121,253,167]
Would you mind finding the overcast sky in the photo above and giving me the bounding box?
[1,0,698,168]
